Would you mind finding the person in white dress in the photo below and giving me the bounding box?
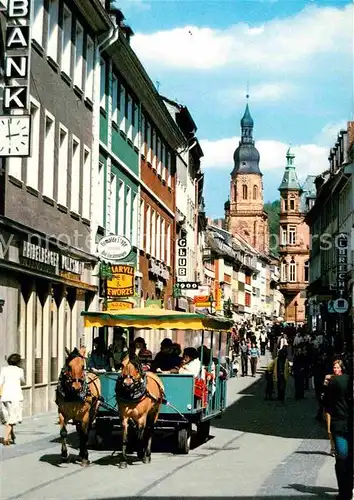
[0,353,25,445]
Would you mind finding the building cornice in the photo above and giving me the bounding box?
[105,33,185,150]
[75,0,113,32]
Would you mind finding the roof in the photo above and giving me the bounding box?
[232,102,261,176]
[300,175,317,212]
[278,147,301,191]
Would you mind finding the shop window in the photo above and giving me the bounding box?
[35,281,49,385]
[50,285,62,382]
[18,281,33,384]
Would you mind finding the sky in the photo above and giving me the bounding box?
[116,0,353,218]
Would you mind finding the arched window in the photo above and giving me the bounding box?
[304,260,309,282]
[242,184,248,200]
[233,184,237,202]
[253,185,258,200]
[289,258,296,282]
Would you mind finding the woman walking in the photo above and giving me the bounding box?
[0,353,25,445]
[249,342,260,377]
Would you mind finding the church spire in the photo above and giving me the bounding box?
[240,94,254,145]
[278,146,301,191]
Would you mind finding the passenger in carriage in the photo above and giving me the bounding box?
[132,337,153,371]
[109,333,128,371]
[151,339,182,373]
[179,347,202,378]
[87,337,110,373]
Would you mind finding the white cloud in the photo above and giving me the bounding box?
[114,0,150,13]
[218,82,295,106]
[315,121,348,146]
[131,4,352,72]
[200,136,328,180]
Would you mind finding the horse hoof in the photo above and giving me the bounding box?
[142,456,151,464]
[81,459,90,467]
[119,461,128,469]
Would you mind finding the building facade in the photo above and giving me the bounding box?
[306,122,354,345]
[225,101,269,255]
[278,149,316,325]
[0,0,112,415]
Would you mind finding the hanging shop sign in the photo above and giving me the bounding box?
[336,232,348,298]
[97,235,132,262]
[176,237,187,278]
[214,280,222,311]
[149,260,170,281]
[107,264,135,298]
[0,0,31,158]
[107,301,134,311]
[21,241,84,276]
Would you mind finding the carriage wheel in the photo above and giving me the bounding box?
[176,426,191,454]
[197,420,210,443]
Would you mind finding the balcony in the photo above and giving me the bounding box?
[279,281,308,294]
[279,244,309,255]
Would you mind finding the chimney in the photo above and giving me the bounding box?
[348,121,354,150]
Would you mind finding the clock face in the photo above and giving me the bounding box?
[0,115,31,157]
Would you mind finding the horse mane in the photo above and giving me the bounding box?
[127,346,143,373]
[65,348,82,365]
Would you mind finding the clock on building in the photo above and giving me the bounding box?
[0,115,31,157]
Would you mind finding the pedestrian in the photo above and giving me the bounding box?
[259,330,267,355]
[274,347,290,401]
[249,342,260,377]
[293,347,306,400]
[240,339,249,377]
[0,353,25,445]
[323,359,353,500]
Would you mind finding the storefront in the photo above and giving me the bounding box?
[0,225,97,416]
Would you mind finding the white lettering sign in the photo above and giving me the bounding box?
[6,26,30,48]
[22,241,84,275]
[6,56,28,78]
[149,260,170,281]
[8,0,29,18]
[4,85,27,109]
[97,235,132,262]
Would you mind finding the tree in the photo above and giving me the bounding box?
[265,200,280,255]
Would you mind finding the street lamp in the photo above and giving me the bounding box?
[294,300,298,326]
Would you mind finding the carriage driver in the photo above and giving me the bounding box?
[87,337,110,373]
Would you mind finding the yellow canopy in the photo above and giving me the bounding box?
[81,307,233,331]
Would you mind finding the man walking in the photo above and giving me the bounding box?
[259,330,267,356]
[240,339,249,377]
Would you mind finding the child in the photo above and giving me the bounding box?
[264,360,274,400]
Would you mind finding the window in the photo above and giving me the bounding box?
[290,198,295,210]
[47,0,59,62]
[125,186,131,240]
[82,148,91,219]
[281,226,287,245]
[245,273,252,285]
[70,137,80,213]
[97,162,104,227]
[132,193,138,247]
[110,173,117,233]
[43,112,55,199]
[281,261,287,281]
[57,125,68,206]
[161,219,165,262]
[85,36,94,101]
[151,210,156,257]
[120,85,126,132]
[161,143,166,181]
[100,58,106,110]
[35,282,49,385]
[146,206,151,254]
[152,130,157,169]
[288,226,296,245]
[157,137,162,176]
[156,215,161,260]
[245,292,251,307]
[61,6,72,76]
[289,258,296,282]
[283,198,288,211]
[74,22,84,89]
[141,114,146,156]
[304,260,309,282]
[118,180,125,236]
[166,224,171,266]
[167,151,171,187]
[127,94,133,141]
[112,75,118,123]
[253,185,258,200]
[133,102,139,148]
[8,157,22,180]
[147,122,152,163]
[140,199,145,249]
[32,0,44,46]
[26,99,40,190]
[233,185,237,202]
[242,184,248,199]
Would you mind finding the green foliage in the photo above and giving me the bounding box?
[264,200,280,255]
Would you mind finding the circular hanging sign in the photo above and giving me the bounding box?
[97,235,132,262]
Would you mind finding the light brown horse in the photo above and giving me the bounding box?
[56,348,101,466]
[116,353,164,468]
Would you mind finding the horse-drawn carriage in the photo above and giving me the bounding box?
[82,308,233,455]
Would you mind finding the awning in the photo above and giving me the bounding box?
[81,307,233,330]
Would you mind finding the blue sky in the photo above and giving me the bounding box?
[117,0,353,217]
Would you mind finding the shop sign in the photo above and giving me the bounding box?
[177,238,187,277]
[336,232,348,297]
[107,301,134,311]
[107,264,135,298]
[193,295,211,307]
[214,280,222,311]
[21,241,84,276]
[97,235,132,262]
[149,260,170,281]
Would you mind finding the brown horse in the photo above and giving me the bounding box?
[56,348,101,466]
[116,353,164,468]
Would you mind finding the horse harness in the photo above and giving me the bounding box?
[56,359,97,404]
[116,370,163,404]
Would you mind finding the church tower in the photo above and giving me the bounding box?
[225,100,269,254]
